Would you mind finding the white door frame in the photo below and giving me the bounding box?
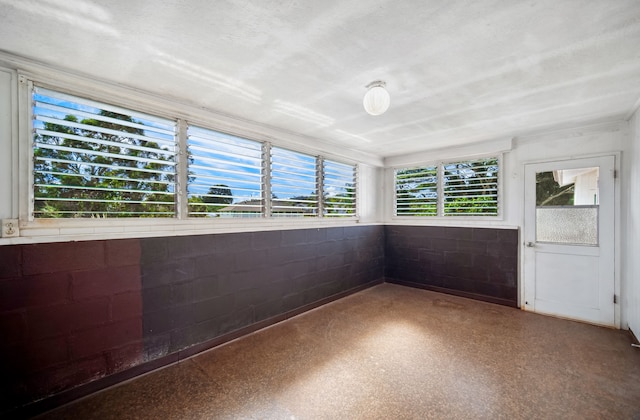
[520,153,621,328]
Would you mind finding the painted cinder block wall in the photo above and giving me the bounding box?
[0,239,144,412]
[0,225,385,415]
[139,226,385,360]
[0,223,520,415]
[385,226,519,307]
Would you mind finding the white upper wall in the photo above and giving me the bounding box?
[624,106,640,334]
[508,121,625,228]
[0,68,15,220]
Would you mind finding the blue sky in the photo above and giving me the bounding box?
[34,88,355,212]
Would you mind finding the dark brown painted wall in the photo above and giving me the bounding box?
[0,224,517,415]
[0,225,384,415]
[140,226,385,360]
[385,225,519,306]
[0,239,143,412]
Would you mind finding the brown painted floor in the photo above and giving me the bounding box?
[39,283,640,419]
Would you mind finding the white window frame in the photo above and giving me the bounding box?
[392,154,503,221]
[12,73,360,242]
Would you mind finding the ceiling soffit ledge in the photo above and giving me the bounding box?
[384,138,513,168]
[626,95,640,121]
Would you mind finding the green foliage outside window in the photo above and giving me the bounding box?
[395,158,499,216]
[535,171,574,206]
[395,166,438,216]
[324,182,356,216]
[33,88,357,220]
[34,110,177,218]
[443,158,498,215]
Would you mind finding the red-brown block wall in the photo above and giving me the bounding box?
[0,239,143,413]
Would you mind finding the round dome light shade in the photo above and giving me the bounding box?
[363,85,390,115]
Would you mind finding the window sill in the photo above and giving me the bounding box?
[388,216,516,230]
[1,217,364,245]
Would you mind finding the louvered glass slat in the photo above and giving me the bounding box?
[271,169,316,181]
[36,139,176,167]
[35,183,175,196]
[394,166,438,216]
[187,126,263,218]
[188,127,263,149]
[271,148,315,166]
[36,128,175,158]
[34,87,174,126]
[36,170,173,188]
[35,116,175,149]
[35,101,176,137]
[396,172,436,181]
[189,163,262,180]
[323,160,356,217]
[271,182,316,195]
[395,207,437,216]
[188,180,260,196]
[444,158,499,216]
[444,164,498,175]
[270,182,317,193]
[445,189,498,196]
[271,147,318,217]
[188,134,262,156]
[32,87,177,218]
[445,175,498,184]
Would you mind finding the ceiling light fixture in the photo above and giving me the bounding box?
[363,80,390,116]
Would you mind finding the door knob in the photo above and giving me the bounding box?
[526,242,535,247]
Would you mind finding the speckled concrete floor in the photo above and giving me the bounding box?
[39,283,640,419]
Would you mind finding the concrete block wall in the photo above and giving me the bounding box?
[0,239,143,412]
[140,226,385,359]
[0,224,518,415]
[385,226,519,307]
[0,225,384,415]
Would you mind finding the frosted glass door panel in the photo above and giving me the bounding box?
[536,206,598,245]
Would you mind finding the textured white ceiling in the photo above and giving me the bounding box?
[1,0,639,159]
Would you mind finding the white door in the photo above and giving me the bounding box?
[523,155,616,327]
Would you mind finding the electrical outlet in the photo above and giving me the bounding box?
[2,219,19,238]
